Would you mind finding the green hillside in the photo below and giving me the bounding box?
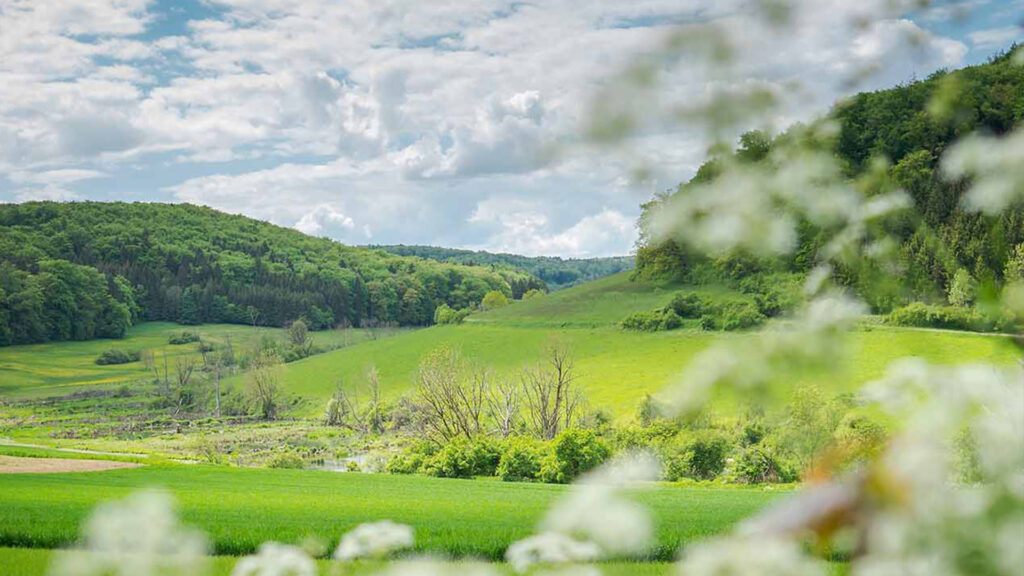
[0,322,384,399]
[251,273,1018,419]
[0,203,542,347]
[637,52,1024,310]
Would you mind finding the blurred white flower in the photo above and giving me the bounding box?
[677,536,827,576]
[504,532,602,574]
[541,452,659,556]
[230,542,315,576]
[333,520,414,562]
[665,290,866,415]
[48,490,208,576]
[942,128,1024,214]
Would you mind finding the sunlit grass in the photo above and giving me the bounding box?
[0,465,781,560]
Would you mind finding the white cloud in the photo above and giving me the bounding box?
[294,204,356,237]
[14,185,83,202]
[968,26,1024,50]
[0,0,980,256]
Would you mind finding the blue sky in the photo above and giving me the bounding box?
[0,0,1020,256]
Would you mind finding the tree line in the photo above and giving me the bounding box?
[0,202,542,346]
[376,245,633,292]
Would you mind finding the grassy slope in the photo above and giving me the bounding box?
[0,323,379,399]
[260,273,1019,418]
[0,465,779,560]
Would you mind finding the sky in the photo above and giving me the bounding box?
[0,0,1021,258]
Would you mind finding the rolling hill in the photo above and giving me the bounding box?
[0,203,543,347]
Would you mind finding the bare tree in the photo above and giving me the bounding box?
[175,357,195,388]
[416,347,488,441]
[247,350,282,420]
[486,376,521,437]
[366,366,383,434]
[171,357,196,416]
[326,379,366,430]
[521,340,581,439]
[327,366,385,434]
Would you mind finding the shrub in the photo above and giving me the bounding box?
[621,310,664,331]
[522,288,545,300]
[621,308,684,331]
[95,349,141,365]
[425,438,501,478]
[168,331,200,345]
[735,446,798,484]
[434,304,470,325]
[664,432,732,481]
[716,301,766,330]
[668,293,707,317]
[659,309,683,330]
[538,429,610,484]
[699,315,717,331]
[266,452,305,469]
[496,436,545,481]
[481,290,510,310]
[387,442,437,475]
[834,412,888,462]
[885,302,990,331]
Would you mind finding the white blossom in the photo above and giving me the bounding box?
[48,490,208,576]
[677,537,827,576]
[333,520,414,562]
[941,128,1024,214]
[504,532,602,574]
[230,542,315,576]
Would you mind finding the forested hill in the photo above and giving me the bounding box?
[636,49,1024,309]
[0,202,543,346]
[375,245,633,291]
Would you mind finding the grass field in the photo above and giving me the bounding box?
[0,547,684,576]
[0,464,782,561]
[0,322,387,399]
[241,273,1019,419]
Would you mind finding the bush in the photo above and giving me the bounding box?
[538,429,610,484]
[735,446,798,484]
[481,290,510,310]
[621,308,684,331]
[621,310,664,331]
[885,302,990,331]
[424,438,502,478]
[659,309,683,330]
[266,452,305,469]
[95,348,141,365]
[834,412,888,462]
[496,436,545,481]
[387,442,437,475]
[664,432,732,481]
[522,288,545,300]
[716,301,766,330]
[434,304,470,325]
[168,331,201,345]
[668,293,707,317]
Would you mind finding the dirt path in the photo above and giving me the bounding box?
[0,455,142,474]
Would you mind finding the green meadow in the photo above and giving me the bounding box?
[0,547,680,576]
[0,464,781,560]
[240,273,1019,419]
[0,322,381,399]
